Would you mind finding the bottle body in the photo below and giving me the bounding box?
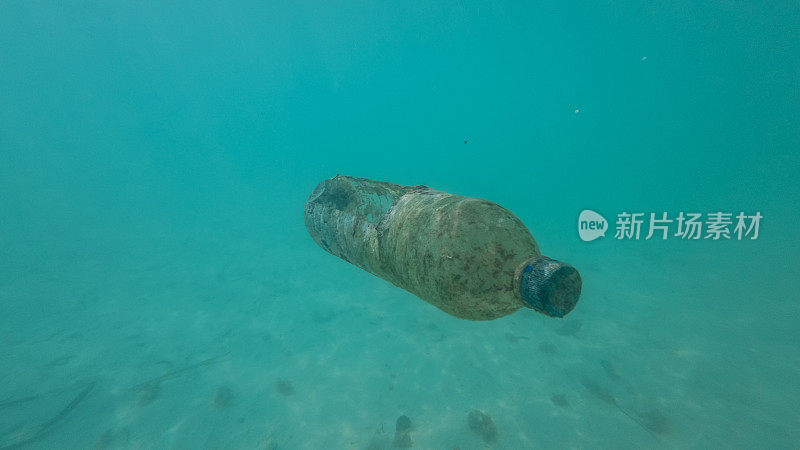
[303,176,580,320]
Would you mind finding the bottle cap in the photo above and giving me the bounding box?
[518,257,582,317]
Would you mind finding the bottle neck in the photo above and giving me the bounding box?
[514,256,582,318]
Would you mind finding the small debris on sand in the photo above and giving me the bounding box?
[539,342,557,354]
[393,414,413,448]
[551,393,570,408]
[275,378,294,396]
[504,333,529,343]
[214,386,234,409]
[467,410,497,443]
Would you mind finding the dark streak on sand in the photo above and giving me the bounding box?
[132,353,229,407]
[132,353,228,391]
[0,381,96,449]
[580,378,663,440]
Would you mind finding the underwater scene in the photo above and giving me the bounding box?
[1,1,799,449]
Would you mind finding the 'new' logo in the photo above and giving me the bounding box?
[578,210,607,241]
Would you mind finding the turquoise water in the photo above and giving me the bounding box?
[1,1,799,448]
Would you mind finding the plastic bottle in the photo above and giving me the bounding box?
[303,175,581,320]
